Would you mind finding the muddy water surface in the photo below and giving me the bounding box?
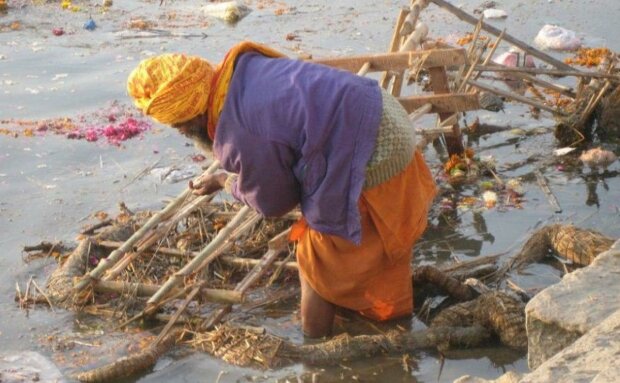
[1,0,620,382]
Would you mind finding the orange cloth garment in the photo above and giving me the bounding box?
[295,151,437,321]
[207,41,285,140]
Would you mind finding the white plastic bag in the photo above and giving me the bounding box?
[534,25,581,51]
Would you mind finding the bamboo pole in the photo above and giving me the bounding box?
[475,65,616,80]
[508,70,576,98]
[146,206,254,306]
[357,62,371,76]
[103,193,215,280]
[73,160,221,292]
[201,228,291,330]
[409,103,433,122]
[429,0,576,72]
[93,280,243,304]
[380,9,408,90]
[457,44,486,93]
[534,170,562,213]
[96,240,299,271]
[467,79,567,115]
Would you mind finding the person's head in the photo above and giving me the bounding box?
[127,53,215,152]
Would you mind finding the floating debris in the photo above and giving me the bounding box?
[202,1,251,24]
[553,147,577,157]
[0,103,152,146]
[83,18,97,31]
[482,191,498,208]
[579,148,617,169]
[482,9,507,19]
[128,18,153,30]
[534,24,581,51]
[52,27,64,36]
[564,47,612,68]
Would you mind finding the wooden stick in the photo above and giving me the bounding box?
[399,93,480,114]
[201,228,291,330]
[147,206,254,306]
[103,193,215,281]
[509,70,576,98]
[31,279,55,311]
[357,62,371,76]
[74,161,221,292]
[534,170,562,213]
[80,219,113,236]
[429,0,576,71]
[457,44,486,93]
[96,240,299,271]
[380,9,408,89]
[475,65,617,80]
[428,66,465,155]
[154,284,202,346]
[579,80,611,126]
[467,79,567,115]
[93,280,243,304]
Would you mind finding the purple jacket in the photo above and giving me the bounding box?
[213,53,382,244]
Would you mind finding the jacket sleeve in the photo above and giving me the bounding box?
[222,138,301,217]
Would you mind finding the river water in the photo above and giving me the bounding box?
[1,0,619,382]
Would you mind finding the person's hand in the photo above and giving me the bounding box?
[189,172,228,196]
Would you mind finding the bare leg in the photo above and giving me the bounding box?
[300,274,335,338]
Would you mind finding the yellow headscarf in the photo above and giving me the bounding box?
[127,54,215,125]
[126,42,285,132]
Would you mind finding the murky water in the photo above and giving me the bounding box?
[1,0,620,381]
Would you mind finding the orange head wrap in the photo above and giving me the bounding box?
[126,54,215,125]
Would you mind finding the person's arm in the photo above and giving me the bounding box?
[225,140,301,217]
[189,170,228,195]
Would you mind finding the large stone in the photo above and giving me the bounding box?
[525,240,620,369]
[520,309,620,383]
[0,351,65,382]
[453,371,521,383]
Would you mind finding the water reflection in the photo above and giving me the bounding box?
[415,199,495,265]
[583,170,619,208]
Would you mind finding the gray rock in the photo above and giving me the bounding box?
[0,351,65,382]
[520,309,620,383]
[525,240,620,369]
[454,371,521,383]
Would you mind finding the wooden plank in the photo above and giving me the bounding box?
[398,93,480,114]
[310,48,466,73]
[428,66,465,155]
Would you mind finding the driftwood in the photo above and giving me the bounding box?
[73,328,183,383]
[507,224,615,271]
[413,265,476,301]
[431,291,526,349]
[193,324,491,368]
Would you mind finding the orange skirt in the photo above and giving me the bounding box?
[294,151,437,321]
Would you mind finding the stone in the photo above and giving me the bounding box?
[520,309,620,383]
[453,371,521,383]
[525,240,620,369]
[0,351,65,382]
